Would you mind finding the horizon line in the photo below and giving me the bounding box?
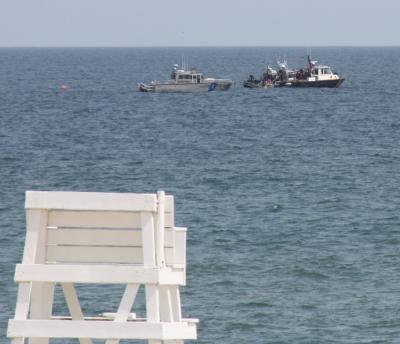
[0,45,399,49]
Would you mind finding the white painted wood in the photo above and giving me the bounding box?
[182,318,199,323]
[26,191,157,212]
[14,282,31,320]
[159,286,173,322]
[8,191,197,343]
[29,282,55,344]
[158,268,185,285]
[162,322,198,340]
[173,228,187,284]
[145,285,160,322]
[48,228,141,246]
[22,209,48,265]
[61,283,93,344]
[46,245,143,264]
[15,264,185,285]
[46,246,174,265]
[156,191,166,267]
[49,315,139,320]
[101,312,136,320]
[18,209,49,344]
[8,320,197,340]
[29,282,55,320]
[113,284,139,322]
[61,283,84,319]
[48,210,141,229]
[167,196,174,229]
[28,333,47,343]
[169,286,182,322]
[48,211,174,229]
[47,227,175,247]
[105,283,139,344]
[141,212,156,268]
[164,195,174,214]
[173,228,187,266]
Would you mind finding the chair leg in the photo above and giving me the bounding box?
[28,282,55,344]
[145,285,160,322]
[11,282,31,344]
[11,339,25,344]
[169,286,182,322]
[62,283,93,344]
[105,284,139,344]
[170,287,184,343]
[159,286,173,322]
[150,286,184,344]
[146,285,161,344]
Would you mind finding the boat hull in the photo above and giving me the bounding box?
[139,80,232,92]
[291,78,345,88]
[243,81,274,88]
[243,80,261,88]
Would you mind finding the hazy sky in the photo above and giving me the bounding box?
[1,0,399,47]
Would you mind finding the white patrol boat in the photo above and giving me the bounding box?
[291,55,345,88]
[139,64,233,92]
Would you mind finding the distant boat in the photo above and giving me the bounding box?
[243,55,345,88]
[139,64,233,92]
[291,56,345,88]
[243,66,279,88]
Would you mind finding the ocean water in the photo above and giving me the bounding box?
[1,47,400,343]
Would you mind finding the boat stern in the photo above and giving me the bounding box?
[138,83,155,92]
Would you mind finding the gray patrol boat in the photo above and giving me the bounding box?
[139,64,233,92]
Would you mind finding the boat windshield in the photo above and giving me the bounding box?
[313,67,333,75]
[178,74,192,80]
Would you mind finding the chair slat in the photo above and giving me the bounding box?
[46,246,175,265]
[48,211,174,229]
[47,228,175,247]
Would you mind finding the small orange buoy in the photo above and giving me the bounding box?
[60,85,68,91]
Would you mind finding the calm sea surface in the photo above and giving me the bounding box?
[1,47,400,343]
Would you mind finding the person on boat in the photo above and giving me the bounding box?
[296,69,305,80]
[277,69,283,82]
[307,55,313,71]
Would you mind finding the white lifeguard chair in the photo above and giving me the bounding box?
[7,190,197,344]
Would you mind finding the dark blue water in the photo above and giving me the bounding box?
[1,47,400,343]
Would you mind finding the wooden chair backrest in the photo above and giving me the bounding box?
[25,191,180,266]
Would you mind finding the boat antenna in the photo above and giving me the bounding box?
[181,55,189,70]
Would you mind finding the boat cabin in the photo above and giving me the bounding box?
[310,65,339,81]
[170,67,204,84]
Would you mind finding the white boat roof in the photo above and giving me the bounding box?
[175,68,202,75]
[314,65,331,69]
